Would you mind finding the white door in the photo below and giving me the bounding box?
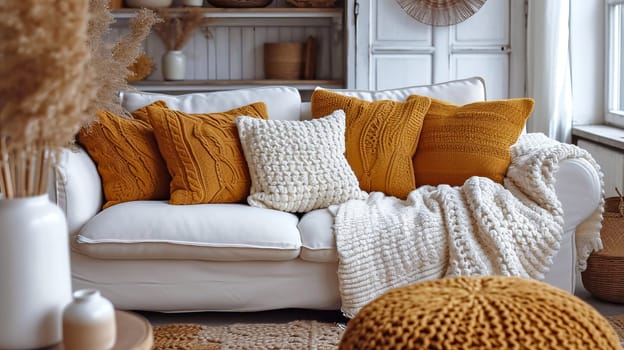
[346,0,526,99]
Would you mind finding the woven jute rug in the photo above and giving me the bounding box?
[152,320,343,350]
[607,314,624,346]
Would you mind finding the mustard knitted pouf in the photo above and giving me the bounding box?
[339,276,620,350]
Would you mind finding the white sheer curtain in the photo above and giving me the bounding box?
[526,0,573,142]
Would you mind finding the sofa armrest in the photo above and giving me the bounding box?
[53,147,103,236]
[553,157,604,272]
[554,158,602,235]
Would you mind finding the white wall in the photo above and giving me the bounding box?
[570,0,604,125]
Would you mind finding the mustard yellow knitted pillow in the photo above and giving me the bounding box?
[411,97,534,187]
[340,276,620,350]
[311,89,431,199]
[76,101,171,209]
[143,102,269,205]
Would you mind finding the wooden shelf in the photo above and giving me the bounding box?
[112,8,343,27]
[129,79,344,92]
[118,7,345,95]
[113,7,342,17]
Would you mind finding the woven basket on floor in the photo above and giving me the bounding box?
[582,194,624,303]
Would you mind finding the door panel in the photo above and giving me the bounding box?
[373,0,432,46]
[373,55,432,90]
[452,0,510,46]
[349,0,523,97]
[451,54,509,100]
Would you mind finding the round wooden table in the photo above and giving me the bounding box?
[52,310,153,350]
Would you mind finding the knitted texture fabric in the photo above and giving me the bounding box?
[331,133,604,317]
[77,101,171,209]
[339,276,620,350]
[311,89,432,199]
[505,133,605,272]
[411,97,534,186]
[142,102,268,205]
[236,110,367,213]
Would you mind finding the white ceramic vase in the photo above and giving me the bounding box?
[0,195,72,349]
[63,289,116,350]
[162,50,186,81]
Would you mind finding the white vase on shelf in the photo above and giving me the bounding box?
[63,289,116,350]
[0,194,72,349]
[182,0,204,6]
[162,50,186,81]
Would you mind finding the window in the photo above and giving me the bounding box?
[606,0,624,128]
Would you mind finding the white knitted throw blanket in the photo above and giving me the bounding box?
[330,133,604,317]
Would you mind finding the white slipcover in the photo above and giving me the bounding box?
[54,77,601,311]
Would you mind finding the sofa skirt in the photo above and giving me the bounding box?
[71,225,575,313]
[71,252,342,312]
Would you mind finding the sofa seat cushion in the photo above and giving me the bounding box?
[297,209,338,263]
[74,201,301,261]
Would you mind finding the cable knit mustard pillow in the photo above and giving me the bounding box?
[310,89,431,199]
[143,102,268,205]
[236,110,367,213]
[412,97,534,187]
[76,101,171,209]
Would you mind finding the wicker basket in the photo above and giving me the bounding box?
[286,0,336,7]
[264,42,304,79]
[207,0,272,7]
[581,194,624,303]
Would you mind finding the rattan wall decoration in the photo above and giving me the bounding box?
[395,0,488,26]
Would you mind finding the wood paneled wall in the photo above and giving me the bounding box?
[109,0,345,82]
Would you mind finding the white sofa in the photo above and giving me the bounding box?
[53,78,602,312]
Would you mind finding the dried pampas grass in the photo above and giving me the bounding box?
[154,9,211,51]
[0,0,93,198]
[89,0,161,116]
[0,0,158,198]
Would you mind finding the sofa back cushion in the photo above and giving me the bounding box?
[121,86,301,121]
[324,76,486,104]
[300,76,486,120]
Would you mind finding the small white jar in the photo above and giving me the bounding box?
[63,289,116,350]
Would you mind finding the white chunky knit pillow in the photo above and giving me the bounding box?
[236,110,367,213]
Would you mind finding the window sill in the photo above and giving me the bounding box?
[572,124,624,151]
